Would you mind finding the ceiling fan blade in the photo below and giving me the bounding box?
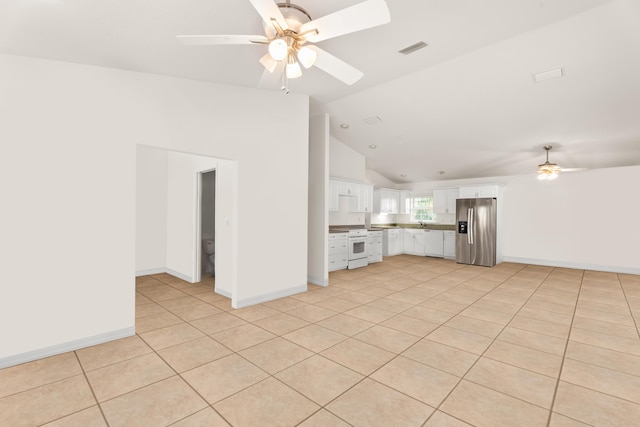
[258,61,285,89]
[259,53,278,73]
[249,0,289,31]
[177,35,268,45]
[559,167,587,172]
[300,0,390,43]
[308,46,363,85]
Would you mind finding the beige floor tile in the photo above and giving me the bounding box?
[371,356,459,407]
[386,290,431,304]
[379,314,438,338]
[313,286,351,297]
[338,291,380,304]
[214,377,319,427]
[232,304,280,322]
[287,304,339,322]
[574,307,635,327]
[565,341,640,377]
[471,299,521,315]
[317,313,375,336]
[181,354,268,404]
[342,305,395,323]
[157,336,232,372]
[135,293,152,305]
[145,288,189,302]
[289,291,331,304]
[465,357,557,408]
[170,407,230,427]
[314,297,360,312]
[239,337,313,374]
[403,306,454,324]
[262,296,308,311]
[0,352,82,398]
[0,375,95,427]
[360,285,398,297]
[86,352,173,402]
[561,358,640,404]
[100,376,206,427]
[424,411,473,426]
[211,323,276,351]
[518,307,573,326]
[553,380,640,426]
[321,338,395,375]
[440,380,549,427]
[483,340,563,378]
[41,405,106,427]
[427,326,493,355]
[459,306,513,325]
[577,299,631,314]
[402,339,479,377]
[171,302,223,321]
[445,315,504,339]
[367,297,415,313]
[135,302,168,318]
[569,327,640,356]
[275,355,363,405]
[327,378,433,427]
[548,412,591,427]
[354,324,419,353]
[75,336,152,373]
[297,409,350,427]
[420,298,469,314]
[283,324,348,352]
[509,315,571,339]
[189,312,247,335]
[158,295,203,311]
[140,322,204,351]
[135,311,183,334]
[571,315,639,339]
[498,327,567,355]
[253,312,310,335]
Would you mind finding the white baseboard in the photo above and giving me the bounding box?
[135,267,166,277]
[165,268,194,283]
[0,327,135,369]
[307,275,328,287]
[215,288,232,299]
[503,257,640,275]
[234,284,308,309]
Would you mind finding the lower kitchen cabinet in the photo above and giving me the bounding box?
[383,229,403,256]
[424,229,444,257]
[443,230,455,259]
[328,233,348,271]
[403,229,426,256]
[367,231,383,263]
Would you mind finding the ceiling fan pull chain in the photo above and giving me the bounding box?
[281,66,289,94]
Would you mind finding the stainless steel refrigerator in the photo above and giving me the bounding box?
[455,198,497,267]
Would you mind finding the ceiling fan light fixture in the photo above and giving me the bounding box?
[297,46,317,68]
[286,59,302,78]
[268,38,288,61]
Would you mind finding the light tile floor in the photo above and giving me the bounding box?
[2,256,640,426]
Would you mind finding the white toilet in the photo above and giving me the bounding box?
[203,239,215,276]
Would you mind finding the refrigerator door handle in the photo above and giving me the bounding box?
[468,208,474,245]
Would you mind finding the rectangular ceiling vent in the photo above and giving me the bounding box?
[363,115,382,125]
[398,41,428,55]
[533,67,563,83]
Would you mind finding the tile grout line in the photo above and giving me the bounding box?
[72,350,111,427]
[617,273,640,340]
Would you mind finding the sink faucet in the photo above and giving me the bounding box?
[418,220,426,228]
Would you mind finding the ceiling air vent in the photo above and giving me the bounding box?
[398,41,428,55]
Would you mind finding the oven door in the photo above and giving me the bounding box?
[349,237,368,260]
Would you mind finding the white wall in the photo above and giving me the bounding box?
[136,146,168,274]
[330,137,366,181]
[0,53,309,367]
[401,166,640,274]
[308,114,330,286]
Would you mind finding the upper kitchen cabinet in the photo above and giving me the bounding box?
[373,188,400,214]
[329,178,373,213]
[433,188,458,214]
[399,190,412,214]
[458,185,500,199]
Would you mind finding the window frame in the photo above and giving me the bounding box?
[410,194,437,223]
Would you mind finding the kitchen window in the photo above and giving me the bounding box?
[411,195,436,222]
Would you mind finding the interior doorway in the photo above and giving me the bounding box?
[196,169,216,283]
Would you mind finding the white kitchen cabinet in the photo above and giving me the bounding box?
[424,229,444,257]
[433,188,458,214]
[367,230,383,263]
[383,229,403,256]
[399,190,412,214]
[374,188,400,214]
[403,229,426,256]
[328,233,348,271]
[443,230,455,259]
[329,179,372,213]
[357,184,374,213]
[329,180,339,212]
[458,185,499,199]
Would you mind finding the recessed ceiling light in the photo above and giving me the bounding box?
[439,171,446,175]
[340,123,349,129]
[533,67,563,83]
[363,115,382,125]
[399,174,407,178]
[369,144,377,149]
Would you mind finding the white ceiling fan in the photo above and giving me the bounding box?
[177,0,391,92]
[537,145,584,180]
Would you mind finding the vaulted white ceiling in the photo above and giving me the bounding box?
[2,0,639,182]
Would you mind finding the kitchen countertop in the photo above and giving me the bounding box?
[372,223,456,231]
